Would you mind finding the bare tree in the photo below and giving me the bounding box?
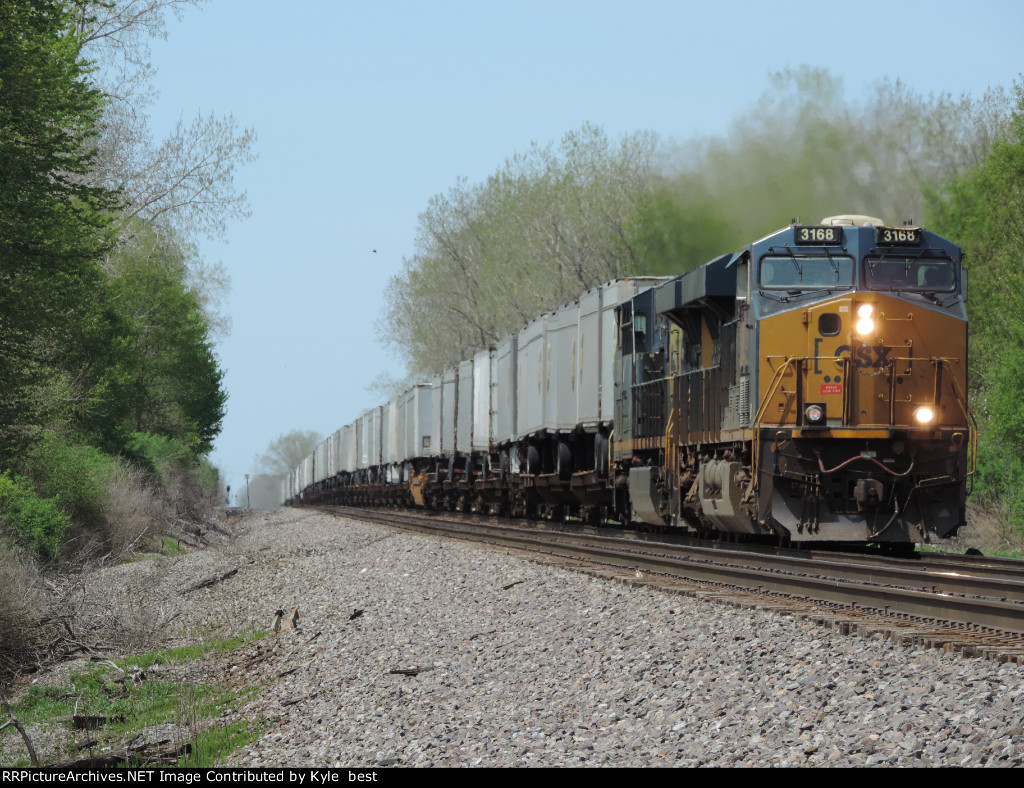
[253,431,324,479]
[380,124,658,376]
[68,0,257,331]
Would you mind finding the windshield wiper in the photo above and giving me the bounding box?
[758,289,789,303]
[917,290,963,307]
[824,248,840,277]
[785,287,846,302]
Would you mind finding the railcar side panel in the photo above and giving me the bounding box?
[472,349,492,454]
[456,359,474,455]
[492,335,518,446]
[442,368,457,457]
[517,316,547,439]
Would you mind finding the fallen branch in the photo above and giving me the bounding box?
[388,666,436,677]
[1,690,39,767]
[183,568,238,594]
[73,714,126,730]
[56,738,190,768]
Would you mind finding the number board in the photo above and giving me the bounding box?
[794,226,843,245]
[877,227,922,245]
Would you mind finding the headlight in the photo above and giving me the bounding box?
[914,406,935,425]
[855,303,875,336]
[804,404,826,425]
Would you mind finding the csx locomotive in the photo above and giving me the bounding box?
[285,215,973,546]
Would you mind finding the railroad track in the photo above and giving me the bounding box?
[309,505,1024,663]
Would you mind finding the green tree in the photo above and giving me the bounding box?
[926,82,1024,527]
[624,68,1015,274]
[929,85,1024,443]
[0,0,118,460]
[100,228,227,454]
[622,177,737,276]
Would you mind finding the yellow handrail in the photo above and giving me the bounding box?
[664,407,675,481]
[751,356,799,481]
[938,358,978,482]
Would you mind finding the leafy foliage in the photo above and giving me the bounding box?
[0,0,119,458]
[24,433,118,535]
[927,82,1024,526]
[0,2,247,688]
[624,68,1015,276]
[101,230,227,454]
[0,473,70,562]
[0,1,235,571]
[622,177,737,275]
[125,432,195,485]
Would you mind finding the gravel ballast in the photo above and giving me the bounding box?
[19,508,1024,767]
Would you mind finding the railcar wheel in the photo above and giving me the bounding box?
[594,433,609,478]
[527,445,541,476]
[557,442,573,481]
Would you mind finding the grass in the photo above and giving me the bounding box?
[1,631,268,767]
[110,631,264,673]
[914,502,1024,559]
[159,537,188,557]
[919,543,1024,559]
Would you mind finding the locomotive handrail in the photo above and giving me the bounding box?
[751,355,800,482]
[937,357,978,486]
[664,408,676,481]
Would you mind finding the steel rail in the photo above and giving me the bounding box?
[314,506,1024,638]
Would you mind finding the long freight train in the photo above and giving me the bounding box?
[284,215,974,546]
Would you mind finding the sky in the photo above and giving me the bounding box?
[142,0,1024,500]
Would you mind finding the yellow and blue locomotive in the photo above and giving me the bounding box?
[616,215,973,544]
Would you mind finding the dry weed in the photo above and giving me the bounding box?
[163,470,217,522]
[943,501,1024,555]
[104,466,167,558]
[0,545,51,681]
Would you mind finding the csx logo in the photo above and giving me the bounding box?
[834,344,895,368]
[813,338,902,373]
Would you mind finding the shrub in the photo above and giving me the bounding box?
[125,432,220,520]
[0,541,48,680]
[24,432,119,535]
[103,464,165,557]
[0,473,70,562]
[124,432,193,487]
[972,430,1024,532]
[194,457,220,497]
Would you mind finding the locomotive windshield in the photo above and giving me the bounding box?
[759,255,854,290]
[865,257,956,292]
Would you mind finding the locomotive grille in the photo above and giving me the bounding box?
[728,377,750,426]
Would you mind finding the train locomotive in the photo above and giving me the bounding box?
[285,215,974,546]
